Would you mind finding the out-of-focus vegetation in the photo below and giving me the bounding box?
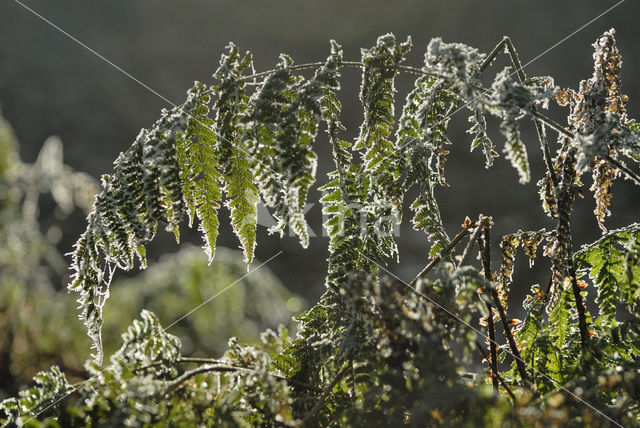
[0,112,304,400]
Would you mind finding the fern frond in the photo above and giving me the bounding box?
[243,44,343,247]
[69,102,194,362]
[563,30,640,230]
[575,223,640,325]
[489,68,530,183]
[496,230,546,313]
[320,38,397,292]
[423,37,485,100]
[548,286,579,366]
[396,74,454,256]
[213,44,259,263]
[356,34,411,216]
[108,309,181,376]
[180,83,223,262]
[591,157,619,232]
[272,46,342,246]
[515,284,545,365]
[537,172,558,219]
[0,366,69,426]
[468,108,498,169]
[244,56,300,238]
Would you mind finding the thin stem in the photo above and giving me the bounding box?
[163,365,237,395]
[484,306,499,392]
[477,225,499,393]
[487,285,530,383]
[479,38,508,73]
[475,341,516,402]
[569,265,591,352]
[607,155,640,186]
[174,356,226,365]
[238,60,441,83]
[502,37,526,83]
[459,216,490,267]
[134,358,321,393]
[302,365,351,426]
[409,225,472,287]
[525,108,574,138]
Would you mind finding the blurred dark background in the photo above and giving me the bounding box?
[1,0,639,311]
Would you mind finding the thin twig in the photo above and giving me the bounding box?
[606,155,640,186]
[487,285,530,383]
[163,365,237,395]
[477,225,499,393]
[525,108,574,138]
[237,60,441,82]
[409,225,473,287]
[569,265,591,352]
[459,216,490,267]
[133,358,321,394]
[475,341,516,402]
[479,38,507,73]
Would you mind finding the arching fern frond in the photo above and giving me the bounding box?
[213,44,259,263]
[70,101,193,362]
[242,55,299,239]
[395,39,487,258]
[69,43,345,363]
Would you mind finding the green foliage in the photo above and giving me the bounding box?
[576,223,640,323]
[68,42,343,363]
[0,121,304,408]
[0,365,70,426]
[3,29,640,426]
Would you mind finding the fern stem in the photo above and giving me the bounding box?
[487,284,530,383]
[525,108,574,138]
[569,265,591,352]
[475,341,515,401]
[478,38,507,73]
[409,225,471,287]
[477,225,499,393]
[135,359,321,393]
[235,61,439,83]
[459,216,490,267]
[606,155,640,186]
